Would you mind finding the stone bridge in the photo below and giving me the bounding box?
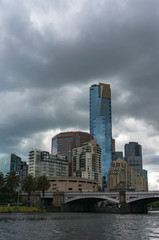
[62,191,159,213]
[21,191,159,213]
[64,192,119,204]
[64,191,159,204]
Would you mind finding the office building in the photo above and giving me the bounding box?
[0,153,28,179]
[10,153,22,172]
[89,83,112,187]
[10,153,28,180]
[142,169,148,191]
[51,131,93,176]
[28,149,41,177]
[124,142,142,172]
[72,140,102,187]
[124,142,148,190]
[28,150,68,178]
[107,159,147,192]
[0,154,11,176]
[19,161,28,180]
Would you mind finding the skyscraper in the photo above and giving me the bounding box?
[124,142,148,191]
[10,153,21,172]
[89,83,112,187]
[124,142,142,172]
[51,131,93,176]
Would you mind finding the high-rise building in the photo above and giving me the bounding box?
[107,159,147,192]
[28,149,41,177]
[89,83,112,187]
[72,140,102,187]
[124,142,142,172]
[10,153,21,172]
[0,153,28,179]
[124,142,148,190]
[51,131,93,176]
[28,150,68,178]
[0,154,11,176]
[19,161,28,180]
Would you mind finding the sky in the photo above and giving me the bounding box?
[0,0,159,190]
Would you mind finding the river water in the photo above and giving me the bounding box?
[0,212,159,240]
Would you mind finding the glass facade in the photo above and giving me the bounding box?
[124,142,143,172]
[10,153,21,172]
[0,154,10,176]
[89,83,112,186]
[124,142,148,190]
[0,153,27,179]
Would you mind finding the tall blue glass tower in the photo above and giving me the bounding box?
[89,83,112,188]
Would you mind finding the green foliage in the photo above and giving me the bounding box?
[0,172,51,207]
[21,175,36,203]
[4,171,19,203]
[36,176,50,192]
[0,206,46,213]
[148,201,159,208]
[0,173,4,190]
[36,175,50,200]
[5,172,19,192]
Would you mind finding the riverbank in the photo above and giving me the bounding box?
[0,206,46,213]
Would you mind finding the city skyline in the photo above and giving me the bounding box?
[0,0,159,190]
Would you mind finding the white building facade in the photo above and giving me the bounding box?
[28,150,68,178]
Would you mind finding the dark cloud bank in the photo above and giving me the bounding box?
[0,0,159,188]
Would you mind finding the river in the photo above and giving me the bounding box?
[0,212,159,240]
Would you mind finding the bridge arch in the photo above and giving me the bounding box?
[127,196,159,204]
[65,195,119,204]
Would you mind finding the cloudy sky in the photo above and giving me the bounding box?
[0,0,159,189]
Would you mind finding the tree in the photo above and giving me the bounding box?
[21,175,36,205]
[0,173,5,203]
[5,171,19,203]
[0,172,4,190]
[36,176,50,203]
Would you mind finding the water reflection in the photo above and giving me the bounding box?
[0,212,159,240]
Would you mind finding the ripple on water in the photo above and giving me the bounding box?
[0,212,159,240]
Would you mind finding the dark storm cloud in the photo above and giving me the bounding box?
[0,85,89,154]
[1,0,159,92]
[1,0,159,169]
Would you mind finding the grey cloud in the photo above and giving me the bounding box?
[0,86,89,154]
[1,0,159,92]
[1,0,159,171]
[144,155,159,166]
